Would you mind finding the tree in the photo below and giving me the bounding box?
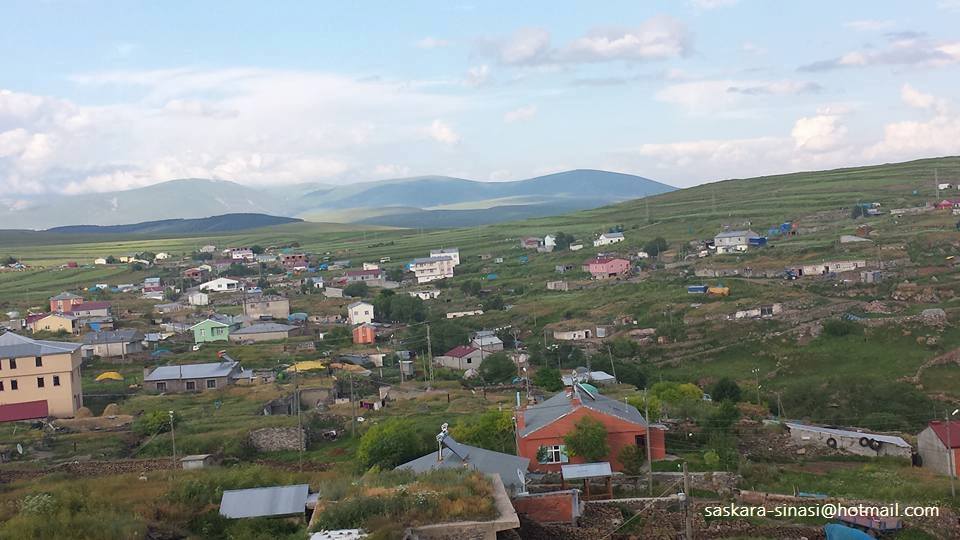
[385,266,405,282]
[644,237,669,257]
[564,417,609,462]
[710,378,742,403]
[626,393,662,420]
[532,367,563,392]
[701,400,740,438]
[133,410,181,436]
[482,295,505,311]
[451,409,516,453]
[375,292,426,323]
[250,245,265,254]
[460,280,482,296]
[619,444,646,476]
[651,381,702,404]
[478,352,516,383]
[343,282,369,298]
[851,205,865,219]
[2,256,18,265]
[406,320,468,357]
[554,232,576,250]
[356,418,427,470]
[105,255,118,264]
[193,251,213,261]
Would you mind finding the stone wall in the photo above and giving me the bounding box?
[248,427,306,452]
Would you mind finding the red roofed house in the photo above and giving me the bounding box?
[352,324,377,345]
[435,345,484,370]
[918,420,960,476]
[69,301,111,318]
[582,257,630,279]
[936,199,960,210]
[517,382,666,472]
[49,292,84,313]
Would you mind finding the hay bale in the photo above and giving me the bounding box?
[74,407,93,418]
[102,403,120,416]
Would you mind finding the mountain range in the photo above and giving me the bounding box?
[0,170,674,230]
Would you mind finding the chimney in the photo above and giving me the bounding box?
[142,367,151,380]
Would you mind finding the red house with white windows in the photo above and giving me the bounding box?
[516,382,666,472]
[582,257,630,279]
[49,292,84,313]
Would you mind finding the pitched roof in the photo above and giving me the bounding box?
[50,292,81,301]
[83,329,143,344]
[443,345,478,358]
[219,484,309,519]
[347,301,373,310]
[715,229,759,238]
[0,400,49,422]
[472,335,503,347]
[190,318,230,330]
[232,323,295,335]
[584,256,626,265]
[411,256,450,264]
[520,384,652,437]
[928,420,960,449]
[145,361,239,381]
[785,422,910,448]
[0,332,81,357]
[72,301,111,311]
[345,269,382,276]
[601,232,624,238]
[396,434,529,491]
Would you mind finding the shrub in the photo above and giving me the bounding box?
[356,419,429,471]
[564,417,609,462]
[822,318,863,337]
[478,353,516,384]
[133,410,181,436]
[532,367,563,392]
[710,378,742,402]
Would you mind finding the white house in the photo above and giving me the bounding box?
[155,252,171,261]
[593,232,625,247]
[199,277,241,292]
[411,257,456,284]
[409,289,441,300]
[939,183,953,191]
[188,291,209,306]
[429,248,460,266]
[544,235,556,249]
[713,230,759,254]
[94,257,108,265]
[199,245,217,253]
[362,262,380,270]
[636,251,650,259]
[446,310,484,319]
[569,244,583,251]
[347,301,374,325]
[553,329,593,341]
[229,248,254,260]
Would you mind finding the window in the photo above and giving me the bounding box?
[0,381,4,391]
[185,381,196,391]
[156,382,167,392]
[10,379,17,391]
[35,357,42,367]
[37,377,44,388]
[539,444,568,464]
[199,329,206,338]
[206,379,217,389]
[53,375,60,386]
[9,359,16,369]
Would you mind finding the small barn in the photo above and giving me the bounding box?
[785,422,911,459]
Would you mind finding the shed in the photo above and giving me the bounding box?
[785,422,911,459]
[687,285,708,294]
[180,454,218,470]
[560,462,613,500]
[219,484,309,519]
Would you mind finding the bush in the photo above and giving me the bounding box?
[564,417,609,462]
[133,410,180,436]
[2,488,146,539]
[532,367,563,392]
[478,353,516,384]
[356,419,429,471]
[343,282,370,298]
[451,409,515,453]
[710,378,742,402]
[822,319,863,337]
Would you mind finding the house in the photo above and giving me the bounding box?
[155,303,186,315]
[471,333,503,353]
[182,267,206,280]
[435,345,484,370]
[517,382,666,472]
[307,277,325,289]
[82,329,144,358]
[143,277,163,294]
[429,248,460,266]
[323,286,344,298]
[345,269,384,285]
[199,277,241,292]
[861,270,883,284]
[199,245,217,253]
[188,291,209,306]
[243,296,290,320]
[593,232,624,247]
[229,248,254,261]
[795,260,867,276]
[93,258,107,265]
[410,256,456,283]
[569,244,583,251]
[547,280,569,291]
[713,230,760,254]
[0,333,84,419]
[281,253,309,269]
[553,328,593,341]
[582,257,630,279]
[49,292,83,313]
[144,357,252,393]
[785,422,911,458]
[734,303,783,319]
[352,324,376,345]
[229,323,296,344]
[219,484,309,520]
[409,289,441,300]
[181,454,218,470]
[446,310,484,319]
[255,254,278,264]
[70,301,111,318]
[919,421,960,477]
[32,313,79,335]
[396,428,530,494]
[520,237,542,250]
[190,318,236,343]
[347,301,374,325]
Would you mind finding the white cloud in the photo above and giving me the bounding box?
[0,69,466,193]
[416,37,452,49]
[503,105,537,123]
[464,65,491,87]
[900,83,946,112]
[492,17,691,66]
[426,119,461,145]
[488,169,512,181]
[791,114,847,151]
[656,79,821,114]
[372,164,411,178]
[690,0,739,10]
[800,35,960,71]
[865,86,959,160]
[741,41,766,55]
[844,19,894,31]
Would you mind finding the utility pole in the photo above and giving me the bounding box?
[169,410,177,469]
[644,389,653,496]
[752,367,761,404]
[936,169,941,200]
[426,324,434,383]
[350,375,356,438]
[683,462,694,540]
[607,345,617,383]
[948,410,956,498]
[296,367,303,472]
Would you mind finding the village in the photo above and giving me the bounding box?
[2,172,960,540]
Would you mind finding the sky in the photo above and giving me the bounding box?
[1,0,960,197]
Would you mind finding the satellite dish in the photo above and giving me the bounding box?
[16,443,23,455]
[357,416,365,423]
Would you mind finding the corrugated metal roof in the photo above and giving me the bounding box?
[785,422,910,448]
[219,484,309,519]
[145,361,238,382]
[561,462,612,480]
[0,332,81,357]
[83,328,143,344]
[928,420,960,449]
[715,229,759,238]
[0,400,49,422]
[232,323,295,335]
[520,386,652,437]
[396,434,529,491]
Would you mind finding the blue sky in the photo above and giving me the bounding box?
[1,0,959,196]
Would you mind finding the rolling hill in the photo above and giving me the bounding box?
[45,213,302,235]
[0,170,674,230]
